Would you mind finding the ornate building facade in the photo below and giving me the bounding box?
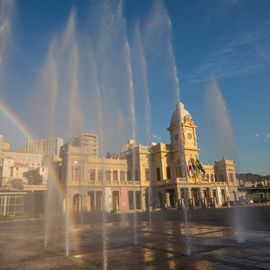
[60,134,144,213]
[60,102,239,213]
[146,102,239,208]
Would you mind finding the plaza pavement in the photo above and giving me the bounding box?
[0,206,270,269]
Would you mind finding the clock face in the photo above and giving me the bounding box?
[187,133,192,140]
[174,134,179,141]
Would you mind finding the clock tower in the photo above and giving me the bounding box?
[168,102,200,178]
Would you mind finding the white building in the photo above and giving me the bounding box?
[0,150,48,187]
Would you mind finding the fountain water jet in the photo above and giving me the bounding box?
[0,0,13,75]
[205,75,236,160]
[41,38,59,250]
[39,0,198,265]
[165,7,193,256]
[125,39,138,245]
[133,22,153,229]
[40,9,84,257]
[86,41,108,269]
[143,0,193,255]
[205,75,244,244]
[167,29,180,102]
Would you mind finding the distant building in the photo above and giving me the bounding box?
[1,143,10,152]
[68,133,99,157]
[0,135,10,152]
[238,177,270,203]
[25,137,63,159]
[0,136,47,217]
[0,150,48,187]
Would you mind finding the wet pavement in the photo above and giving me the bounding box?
[0,208,270,269]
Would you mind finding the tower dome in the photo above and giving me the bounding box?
[170,102,191,126]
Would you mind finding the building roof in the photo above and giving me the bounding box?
[170,102,191,126]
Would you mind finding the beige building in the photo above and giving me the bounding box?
[120,103,238,208]
[124,102,239,209]
[60,103,239,213]
[60,133,144,213]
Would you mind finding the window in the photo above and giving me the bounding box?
[113,170,118,181]
[135,169,139,181]
[0,195,25,216]
[74,166,81,181]
[90,169,95,181]
[127,170,131,181]
[128,191,134,210]
[156,168,161,181]
[166,167,171,179]
[136,191,141,209]
[120,171,125,182]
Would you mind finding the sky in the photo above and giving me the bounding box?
[0,0,269,175]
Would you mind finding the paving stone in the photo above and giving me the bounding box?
[256,262,270,270]
[0,218,270,269]
[248,255,270,262]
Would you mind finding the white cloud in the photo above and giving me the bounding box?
[267,133,270,140]
[184,19,270,85]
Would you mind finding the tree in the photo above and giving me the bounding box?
[10,178,24,189]
[23,168,43,185]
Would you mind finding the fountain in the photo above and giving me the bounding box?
[0,0,13,75]
[0,0,255,269]
[153,1,193,256]
[204,75,236,162]
[133,22,153,230]
[205,75,245,243]
[124,39,138,245]
[1,1,270,270]
[40,9,85,256]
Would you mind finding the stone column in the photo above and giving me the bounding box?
[181,188,188,209]
[188,188,194,209]
[211,189,217,208]
[178,188,184,209]
[199,189,207,208]
[165,191,170,208]
[3,195,7,216]
[142,189,147,211]
[207,188,213,208]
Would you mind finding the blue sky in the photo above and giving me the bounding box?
[0,0,269,175]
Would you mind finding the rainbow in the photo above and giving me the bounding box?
[0,99,80,252]
[0,99,33,139]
